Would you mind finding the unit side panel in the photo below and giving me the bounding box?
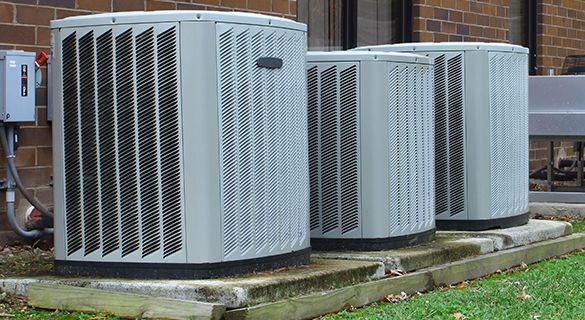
[52,29,66,260]
[487,51,529,218]
[307,61,361,239]
[216,23,310,261]
[56,23,187,263]
[464,51,491,220]
[360,60,390,238]
[180,22,223,264]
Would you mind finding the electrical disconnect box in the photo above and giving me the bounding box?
[0,50,36,122]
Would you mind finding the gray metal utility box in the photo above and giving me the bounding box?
[50,11,310,278]
[0,50,36,122]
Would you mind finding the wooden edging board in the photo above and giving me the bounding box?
[27,283,226,320]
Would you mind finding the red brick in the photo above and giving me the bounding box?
[76,0,112,12]
[193,0,220,5]
[18,167,52,188]
[19,127,52,147]
[16,5,55,26]
[146,0,176,10]
[39,0,75,8]
[272,0,289,14]
[36,27,51,46]
[37,147,52,167]
[56,8,89,19]
[248,0,271,12]
[113,0,145,11]
[176,3,206,10]
[0,24,35,45]
[0,3,14,23]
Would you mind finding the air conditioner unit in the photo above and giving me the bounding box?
[51,11,310,278]
[355,43,529,230]
[306,51,435,250]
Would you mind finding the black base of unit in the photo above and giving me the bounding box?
[54,247,311,280]
[311,228,436,251]
[436,212,531,231]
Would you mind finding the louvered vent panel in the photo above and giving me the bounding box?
[446,54,465,216]
[388,66,401,233]
[306,63,360,237]
[433,55,448,216]
[430,53,465,218]
[307,66,321,231]
[388,64,435,233]
[489,52,529,217]
[218,25,309,259]
[60,25,185,262]
[339,66,359,234]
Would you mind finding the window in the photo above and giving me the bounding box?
[509,0,537,74]
[298,0,412,51]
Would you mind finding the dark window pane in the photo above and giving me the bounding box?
[298,0,344,51]
[509,0,527,46]
[357,0,401,46]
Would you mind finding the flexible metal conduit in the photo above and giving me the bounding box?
[0,123,53,238]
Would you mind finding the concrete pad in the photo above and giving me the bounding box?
[439,219,572,251]
[312,235,494,273]
[0,259,384,309]
[530,202,585,219]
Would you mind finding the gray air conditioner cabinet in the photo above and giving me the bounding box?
[355,43,530,230]
[306,52,435,250]
[51,11,311,279]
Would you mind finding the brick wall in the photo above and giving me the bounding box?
[536,0,585,75]
[412,0,510,43]
[0,0,296,243]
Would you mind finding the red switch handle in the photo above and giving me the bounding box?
[35,51,49,69]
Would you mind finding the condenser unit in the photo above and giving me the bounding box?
[50,11,310,278]
[355,43,529,230]
[306,51,435,250]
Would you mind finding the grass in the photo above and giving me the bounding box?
[326,218,585,320]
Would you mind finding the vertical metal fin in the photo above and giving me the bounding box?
[157,27,183,258]
[339,65,359,234]
[307,66,321,231]
[62,32,83,256]
[319,66,339,234]
[447,54,465,216]
[135,28,161,258]
[96,30,119,257]
[433,55,449,216]
[78,31,100,256]
[115,28,140,257]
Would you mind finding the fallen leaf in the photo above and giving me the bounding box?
[453,312,466,319]
[388,269,405,277]
[383,292,409,303]
[520,262,528,269]
[456,281,468,289]
[517,286,532,300]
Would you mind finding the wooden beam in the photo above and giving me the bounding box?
[28,283,225,320]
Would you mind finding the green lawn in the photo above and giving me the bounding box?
[327,219,585,320]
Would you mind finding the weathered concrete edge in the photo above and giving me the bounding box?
[0,260,385,309]
[225,233,585,320]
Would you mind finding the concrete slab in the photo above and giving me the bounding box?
[439,219,572,251]
[530,202,585,219]
[312,235,494,273]
[0,259,385,309]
